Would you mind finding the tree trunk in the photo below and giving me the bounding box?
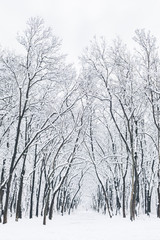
[15,156,26,221]
[36,161,43,217]
[0,159,6,223]
[130,164,136,221]
[122,176,126,218]
[157,179,160,217]
[3,176,12,224]
[61,189,66,216]
[29,144,37,219]
[48,192,56,220]
[43,189,50,225]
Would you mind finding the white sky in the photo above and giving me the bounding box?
[0,0,160,65]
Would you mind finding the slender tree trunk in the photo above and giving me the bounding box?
[43,189,50,225]
[0,159,6,223]
[56,190,61,211]
[48,192,56,220]
[36,160,43,217]
[10,179,17,217]
[130,161,136,221]
[157,166,160,217]
[157,126,160,217]
[3,176,12,224]
[122,176,126,218]
[15,118,29,221]
[29,144,37,219]
[15,157,26,221]
[61,189,66,216]
[145,188,151,215]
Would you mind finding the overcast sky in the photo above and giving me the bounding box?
[0,0,160,65]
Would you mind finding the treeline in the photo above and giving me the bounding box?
[0,18,160,224]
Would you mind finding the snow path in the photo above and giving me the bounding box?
[1,211,160,240]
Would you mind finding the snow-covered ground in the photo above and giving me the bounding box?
[1,211,160,240]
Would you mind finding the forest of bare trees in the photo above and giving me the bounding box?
[0,17,160,224]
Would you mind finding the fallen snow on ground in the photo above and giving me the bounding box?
[1,211,160,240]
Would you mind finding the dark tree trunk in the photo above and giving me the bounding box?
[157,182,160,218]
[122,176,126,218]
[0,159,6,223]
[145,188,151,215]
[56,190,61,211]
[3,176,12,224]
[36,160,43,217]
[15,156,26,221]
[29,144,37,219]
[114,179,121,215]
[61,189,67,216]
[43,189,50,225]
[10,179,17,217]
[41,182,48,216]
[130,175,139,221]
[48,192,56,220]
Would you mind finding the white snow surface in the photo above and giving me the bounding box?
[1,211,160,240]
